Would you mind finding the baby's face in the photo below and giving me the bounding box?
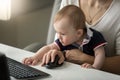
[54,17,82,46]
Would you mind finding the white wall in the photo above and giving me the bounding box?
[0,4,53,49]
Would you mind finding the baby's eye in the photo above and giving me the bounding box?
[61,34,65,35]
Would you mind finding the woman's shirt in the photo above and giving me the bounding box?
[60,0,120,56]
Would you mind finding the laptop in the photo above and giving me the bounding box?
[0,52,10,80]
[0,52,50,80]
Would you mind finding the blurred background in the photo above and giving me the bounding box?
[0,0,54,49]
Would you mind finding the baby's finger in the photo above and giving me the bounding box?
[81,63,87,68]
[23,58,31,65]
[81,64,85,67]
[85,64,91,68]
[22,58,27,64]
[32,60,38,65]
[40,54,47,66]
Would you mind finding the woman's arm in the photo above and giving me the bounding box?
[65,49,120,75]
[65,49,94,64]
[102,56,120,75]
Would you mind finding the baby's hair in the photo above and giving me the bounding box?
[54,5,86,32]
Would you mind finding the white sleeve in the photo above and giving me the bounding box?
[60,0,79,9]
[116,30,120,55]
[59,0,69,9]
[54,33,57,41]
[54,0,68,41]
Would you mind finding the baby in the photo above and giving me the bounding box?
[23,5,107,69]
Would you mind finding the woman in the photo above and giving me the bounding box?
[40,0,120,74]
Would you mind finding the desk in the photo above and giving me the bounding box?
[0,43,120,80]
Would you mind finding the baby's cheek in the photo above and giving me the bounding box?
[64,39,71,45]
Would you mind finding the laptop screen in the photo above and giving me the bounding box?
[0,52,10,80]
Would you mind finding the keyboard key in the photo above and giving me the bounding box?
[7,57,50,79]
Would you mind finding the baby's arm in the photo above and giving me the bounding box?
[92,46,105,69]
[81,46,105,69]
[23,43,59,65]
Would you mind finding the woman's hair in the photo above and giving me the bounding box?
[54,5,86,31]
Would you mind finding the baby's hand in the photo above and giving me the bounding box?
[81,63,94,69]
[22,56,40,65]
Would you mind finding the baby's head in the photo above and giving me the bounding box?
[54,5,87,46]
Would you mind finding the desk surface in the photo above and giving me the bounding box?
[0,43,120,80]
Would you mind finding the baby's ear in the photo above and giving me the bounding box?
[77,29,84,37]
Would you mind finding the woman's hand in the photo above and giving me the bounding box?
[65,49,94,64]
[40,49,65,66]
[65,49,83,64]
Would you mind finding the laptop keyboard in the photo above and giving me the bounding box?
[7,57,50,79]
